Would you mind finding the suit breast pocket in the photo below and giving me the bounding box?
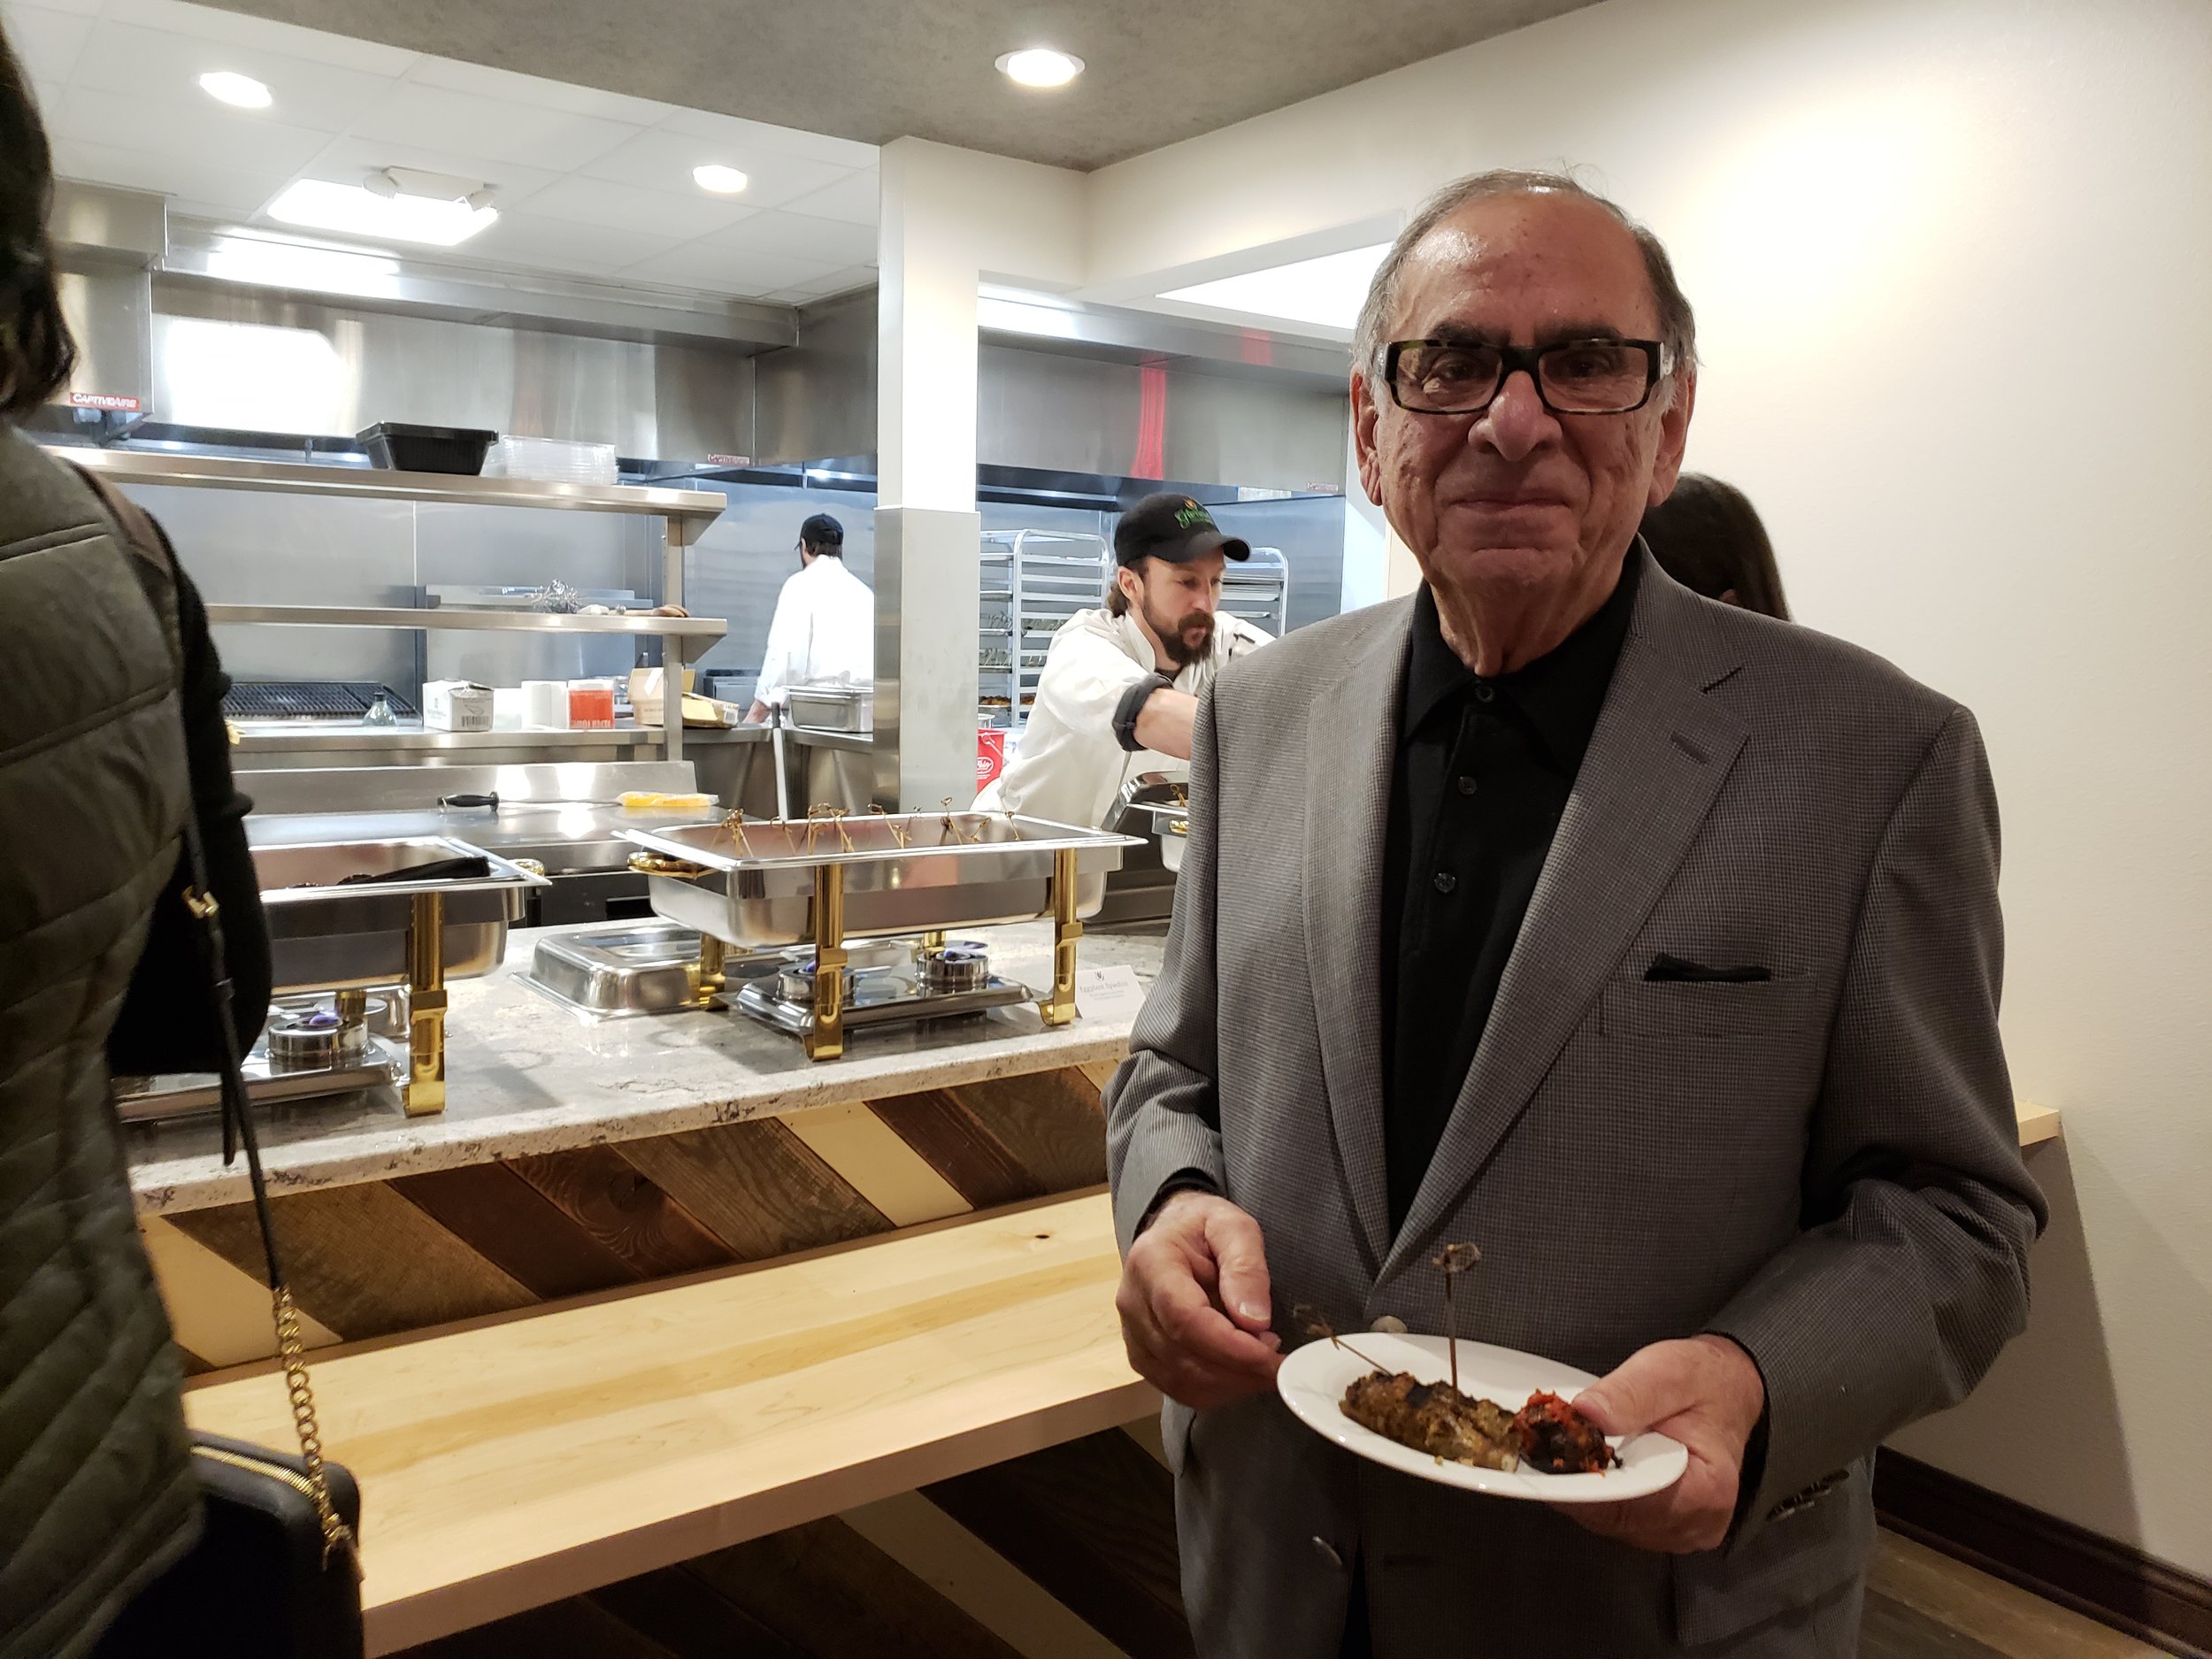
[1600,972,1824,1041]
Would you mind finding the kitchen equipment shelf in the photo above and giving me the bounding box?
[58,445,726,763]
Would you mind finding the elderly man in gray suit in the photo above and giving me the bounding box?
[1104,169,2045,1657]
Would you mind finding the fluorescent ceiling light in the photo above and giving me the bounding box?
[995,48,1083,88]
[198,70,272,109]
[267,179,498,248]
[693,164,749,195]
[1160,242,1392,331]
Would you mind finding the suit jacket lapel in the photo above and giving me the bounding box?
[1303,599,1413,1274]
[1383,562,1751,1279]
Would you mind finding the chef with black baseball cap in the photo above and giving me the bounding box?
[979,492,1271,827]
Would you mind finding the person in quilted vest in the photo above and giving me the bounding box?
[0,25,270,1658]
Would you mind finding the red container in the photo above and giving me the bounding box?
[567,684,616,729]
[976,727,1006,790]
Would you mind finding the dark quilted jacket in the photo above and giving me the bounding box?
[0,428,200,1659]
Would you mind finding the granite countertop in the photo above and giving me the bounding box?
[127,919,1166,1217]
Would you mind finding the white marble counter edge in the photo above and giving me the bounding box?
[132,1018,1133,1217]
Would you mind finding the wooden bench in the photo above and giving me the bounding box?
[182,1190,1153,1655]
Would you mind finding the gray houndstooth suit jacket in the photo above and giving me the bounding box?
[1104,552,2044,1658]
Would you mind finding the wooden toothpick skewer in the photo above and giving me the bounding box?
[1433,1243,1482,1394]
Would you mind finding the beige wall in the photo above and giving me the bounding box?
[1087,0,2212,1577]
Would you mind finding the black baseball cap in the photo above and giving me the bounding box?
[1114,493,1249,568]
[799,512,844,548]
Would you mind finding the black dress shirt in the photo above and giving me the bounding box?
[1379,555,1639,1232]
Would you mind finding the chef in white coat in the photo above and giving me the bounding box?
[747,512,872,722]
[979,493,1270,827]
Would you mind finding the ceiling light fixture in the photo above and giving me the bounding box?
[198,70,272,109]
[268,173,498,249]
[693,164,749,195]
[995,48,1083,88]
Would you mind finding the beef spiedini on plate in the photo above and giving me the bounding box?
[1509,1389,1618,1474]
[1340,1371,1521,1471]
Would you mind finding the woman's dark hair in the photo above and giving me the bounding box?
[1639,473,1791,621]
[0,22,74,419]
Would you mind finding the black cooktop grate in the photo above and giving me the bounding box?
[223,681,418,719]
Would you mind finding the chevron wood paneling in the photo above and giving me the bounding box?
[149,1063,1113,1372]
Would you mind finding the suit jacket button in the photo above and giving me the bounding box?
[1370,1316,1407,1333]
[1310,1536,1344,1569]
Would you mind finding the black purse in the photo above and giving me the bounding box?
[99,815,365,1659]
[75,464,365,1659]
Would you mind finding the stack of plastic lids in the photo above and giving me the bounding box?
[481,434,619,485]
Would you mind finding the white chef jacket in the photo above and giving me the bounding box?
[754,555,873,707]
[978,606,1271,829]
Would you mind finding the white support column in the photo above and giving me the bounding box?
[872,140,1084,809]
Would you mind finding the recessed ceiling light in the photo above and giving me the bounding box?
[198,70,272,110]
[268,178,498,249]
[693,164,749,195]
[995,48,1083,88]
[1160,243,1393,331]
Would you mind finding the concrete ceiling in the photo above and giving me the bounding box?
[186,0,1603,172]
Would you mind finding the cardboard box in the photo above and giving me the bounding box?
[423,680,493,732]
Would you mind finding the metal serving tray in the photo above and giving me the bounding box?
[254,835,548,993]
[784,685,872,732]
[1107,776,1194,875]
[521,923,907,1017]
[619,813,1141,949]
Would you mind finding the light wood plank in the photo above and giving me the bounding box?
[2016,1100,2062,1148]
[140,1214,342,1367]
[782,1100,972,1227]
[181,1193,1155,1656]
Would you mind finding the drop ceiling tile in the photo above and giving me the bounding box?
[792,264,879,298]
[775,169,879,227]
[705,208,874,266]
[579,127,850,211]
[71,21,399,134]
[51,85,330,177]
[613,240,841,297]
[2,4,91,82]
[302,132,565,206]
[404,56,672,129]
[50,134,285,215]
[652,106,877,171]
[519,173,755,242]
[104,0,418,75]
[349,82,642,173]
[451,210,685,276]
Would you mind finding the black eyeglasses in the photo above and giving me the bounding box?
[1382,338,1672,416]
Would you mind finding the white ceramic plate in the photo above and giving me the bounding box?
[1277,1332,1689,1502]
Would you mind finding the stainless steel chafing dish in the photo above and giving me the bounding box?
[255,836,544,993]
[252,835,546,1114]
[1105,774,1194,874]
[618,811,1140,1059]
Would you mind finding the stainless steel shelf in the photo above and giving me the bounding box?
[56,446,726,529]
[206,603,724,637]
[232,722,759,754]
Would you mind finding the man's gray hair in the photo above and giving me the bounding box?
[1352,168,1698,393]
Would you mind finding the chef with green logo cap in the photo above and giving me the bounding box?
[979,492,1272,827]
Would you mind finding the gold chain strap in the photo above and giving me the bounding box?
[273,1286,360,1575]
